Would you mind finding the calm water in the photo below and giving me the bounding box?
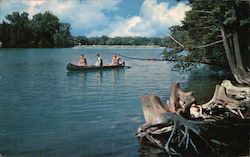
[0,48,222,157]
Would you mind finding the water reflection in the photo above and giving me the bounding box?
[95,70,103,86]
[66,68,125,88]
[66,71,88,88]
[111,68,125,86]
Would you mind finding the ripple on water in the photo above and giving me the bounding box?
[0,48,226,157]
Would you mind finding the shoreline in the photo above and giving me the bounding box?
[72,45,165,49]
[0,45,165,49]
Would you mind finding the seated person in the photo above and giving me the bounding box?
[111,55,118,65]
[78,54,87,66]
[111,54,125,66]
[95,53,103,66]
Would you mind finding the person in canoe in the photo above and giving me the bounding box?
[111,54,125,66]
[78,54,88,66]
[95,53,103,66]
[111,55,117,65]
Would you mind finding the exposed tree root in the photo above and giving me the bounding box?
[136,80,250,156]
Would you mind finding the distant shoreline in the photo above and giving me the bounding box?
[72,45,165,49]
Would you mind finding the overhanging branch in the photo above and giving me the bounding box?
[197,40,223,49]
[192,10,213,14]
[166,34,184,48]
[166,34,229,50]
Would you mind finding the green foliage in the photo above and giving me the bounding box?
[30,12,60,47]
[163,0,250,71]
[0,11,74,48]
[223,10,236,25]
[1,12,31,47]
[73,36,166,46]
[54,23,74,47]
[172,61,197,72]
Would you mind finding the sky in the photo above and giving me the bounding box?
[0,0,191,37]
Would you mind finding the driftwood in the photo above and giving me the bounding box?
[136,80,250,155]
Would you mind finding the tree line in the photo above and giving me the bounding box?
[74,36,167,47]
[0,11,168,48]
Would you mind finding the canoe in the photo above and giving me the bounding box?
[67,63,126,71]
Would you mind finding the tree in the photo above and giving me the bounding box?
[164,0,250,84]
[30,12,60,47]
[99,35,109,45]
[1,12,31,47]
[106,38,115,45]
[54,23,73,47]
[0,11,74,48]
[74,36,89,45]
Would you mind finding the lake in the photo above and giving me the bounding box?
[0,48,223,157]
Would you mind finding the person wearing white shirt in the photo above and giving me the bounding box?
[95,53,103,66]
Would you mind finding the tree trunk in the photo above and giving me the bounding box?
[220,25,250,85]
[141,95,167,124]
[220,26,243,83]
[232,31,250,83]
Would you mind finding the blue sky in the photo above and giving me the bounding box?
[0,0,190,37]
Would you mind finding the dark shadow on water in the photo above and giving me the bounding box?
[186,67,234,104]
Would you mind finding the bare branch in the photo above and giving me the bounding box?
[192,10,213,14]
[196,40,223,49]
[189,26,215,30]
[166,34,185,48]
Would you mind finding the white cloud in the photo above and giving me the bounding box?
[0,0,120,35]
[88,16,143,37]
[89,0,191,37]
[0,0,190,37]
[22,0,46,16]
[140,0,190,28]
